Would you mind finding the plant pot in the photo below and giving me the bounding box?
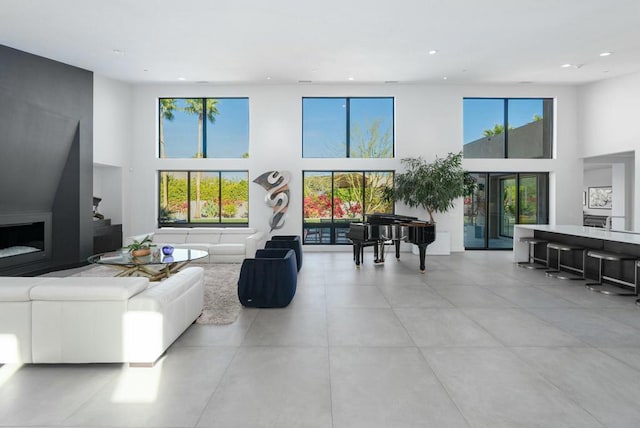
[131,248,151,257]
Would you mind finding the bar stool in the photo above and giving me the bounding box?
[585,250,638,296]
[518,237,548,269]
[545,242,585,280]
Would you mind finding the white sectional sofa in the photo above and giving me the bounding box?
[0,267,204,365]
[128,227,266,263]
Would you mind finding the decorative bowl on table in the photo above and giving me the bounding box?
[162,245,174,255]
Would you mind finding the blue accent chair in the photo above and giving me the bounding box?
[237,249,297,308]
[265,235,303,272]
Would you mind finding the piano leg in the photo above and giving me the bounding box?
[353,243,362,268]
[375,240,385,263]
[394,240,401,260]
[417,244,427,273]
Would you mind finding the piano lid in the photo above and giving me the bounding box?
[366,213,419,225]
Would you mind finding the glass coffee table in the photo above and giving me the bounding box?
[88,248,208,281]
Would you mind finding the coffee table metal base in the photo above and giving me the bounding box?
[109,260,193,281]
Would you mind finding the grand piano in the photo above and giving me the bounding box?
[346,213,436,272]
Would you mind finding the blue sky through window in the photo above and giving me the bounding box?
[303,98,347,157]
[303,97,394,158]
[161,98,249,158]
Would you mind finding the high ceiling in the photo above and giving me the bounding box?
[1,0,640,85]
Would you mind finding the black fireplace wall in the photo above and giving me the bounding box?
[0,45,93,275]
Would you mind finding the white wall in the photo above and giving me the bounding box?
[93,75,133,232]
[124,83,582,252]
[578,71,640,229]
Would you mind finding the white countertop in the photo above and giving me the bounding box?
[515,224,640,245]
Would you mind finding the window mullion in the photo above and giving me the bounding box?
[503,98,509,158]
[346,98,350,158]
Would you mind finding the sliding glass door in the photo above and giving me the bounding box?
[464,172,548,250]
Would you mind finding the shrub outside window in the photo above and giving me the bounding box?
[159,170,248,226]
[303,170,394,244]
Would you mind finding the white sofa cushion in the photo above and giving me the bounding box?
[152,228,188,244]
[30,277,148,301]
[187,228,223,244]
[126,267,204,363]
[211,244,245,255]
[0,277,55,301]
[0,278,54,364]
[220,228,256,244]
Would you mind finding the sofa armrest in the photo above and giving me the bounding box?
[245,230,267,258]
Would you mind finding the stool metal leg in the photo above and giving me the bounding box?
[546,248,584,280]
[586,258,638,296]
[518,242,547,270]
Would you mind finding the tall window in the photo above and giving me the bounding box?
[159,98,249,159]
[159,171,249,226]
[303,170,393,244]
[463,98,553,159]
[463,172,548,249]
[302,97,394,158]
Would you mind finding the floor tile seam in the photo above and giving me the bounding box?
[587,307,640,332]
[238,344,330,348]
[595,346,640,375]
[57,365,124,427]
[515,306,594,347]
[501,346,609,427]
[474,282,578,308]
[386,305,421,349]
[171,344,242,350]
[192,344,242,428]
[324,279,336,428]
[435,307,513,349]
[414,347,473,428]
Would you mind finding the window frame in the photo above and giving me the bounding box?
[462,97,553,159]
[158,170,249,227]
[302,96,395,158]
[158,97,250,159]
[302,169,395,245]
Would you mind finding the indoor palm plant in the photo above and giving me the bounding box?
[386,151,476,223]
[126,235,155,257]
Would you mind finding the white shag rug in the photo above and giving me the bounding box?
[71,263,242,325]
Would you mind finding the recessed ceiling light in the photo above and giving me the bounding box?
[442,76,448,80]
[177,77,186,81]
[348,77,355,81]
[561,63,573,68]
[266,76,272,80]
[599,51,613,57]
[112,49,125,55]
[428,50,438,55]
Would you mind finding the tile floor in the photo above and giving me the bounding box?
[3,251,640,427]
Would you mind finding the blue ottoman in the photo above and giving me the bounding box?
[266,235,303,272]
[237,249,297,308]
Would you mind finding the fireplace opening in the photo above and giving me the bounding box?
[0,212,52,271]
[0,221,45,258]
